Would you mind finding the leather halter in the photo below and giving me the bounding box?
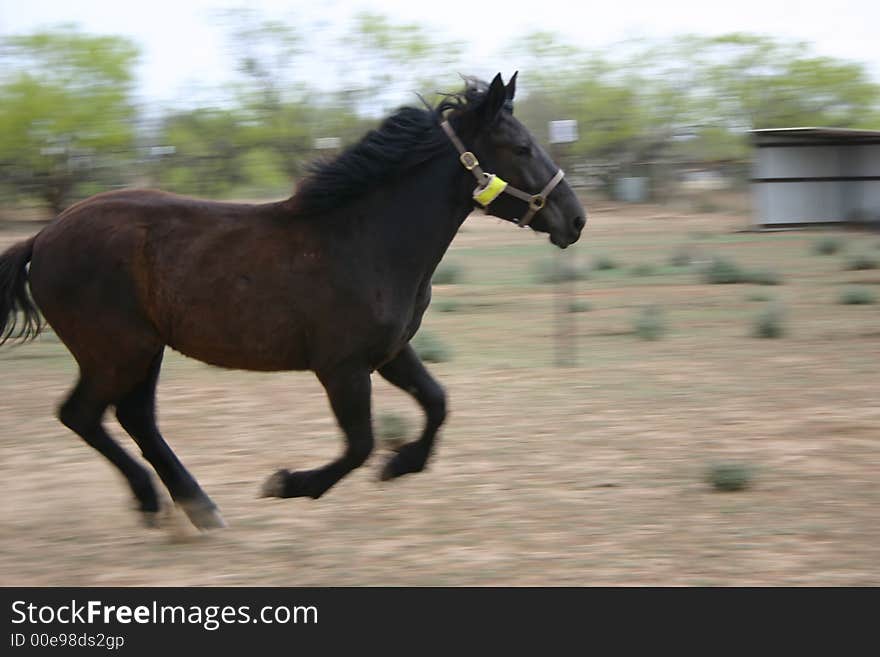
[440,119,565,227]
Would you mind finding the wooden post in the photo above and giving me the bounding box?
[554,247,577,368]
[548,120,579,368]
[551,140,576,368]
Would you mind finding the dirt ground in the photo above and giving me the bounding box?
[1,198,879,585]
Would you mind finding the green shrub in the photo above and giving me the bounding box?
[433,299,461,313]
[702,256,747,284]
[412,331,452,362]
[812,236,844,255]
[702,257,781,285]
[633,305,666,340]
[696,198,721,213]
[845,254,879,271]
[707,462,754,492]
[593,255,619,271]
[568,300,593,313]
[752,303,785,338]
[838,287,876,305]
[631,263,657,277]
[746,292,772,302]
[532,258,588,284]
[375,412,411,443]
[745,268,782,286]
[669,246,695,268]
[432,262,465,284]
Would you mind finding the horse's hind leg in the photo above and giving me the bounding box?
[375,344,447,481]
[58,378,161,527]
[262,367,373,499]
[115,350,225,530]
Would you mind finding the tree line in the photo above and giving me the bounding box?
[2,12,878,215]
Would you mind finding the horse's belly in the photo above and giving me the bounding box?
[169,335,310,372]
[162,305,312,372]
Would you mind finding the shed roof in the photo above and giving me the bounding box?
[751,127,880,144]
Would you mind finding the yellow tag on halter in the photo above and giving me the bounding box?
[473,174,508,206]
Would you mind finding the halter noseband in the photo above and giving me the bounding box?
[440,119,565,227]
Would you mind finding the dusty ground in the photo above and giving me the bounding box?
[1,198,879,585]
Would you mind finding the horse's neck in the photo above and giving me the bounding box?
[382,154,475,272]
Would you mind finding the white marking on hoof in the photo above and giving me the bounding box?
[165,506,194,543]
[141,510,162,529]
[179,500,227,531]
[260,469,288,498]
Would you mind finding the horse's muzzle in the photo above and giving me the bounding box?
[551,214,586,249]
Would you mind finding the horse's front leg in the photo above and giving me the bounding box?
[261,367,373,499]
[377,344,447,481]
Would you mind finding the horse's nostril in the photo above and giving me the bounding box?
[573,215,586,231]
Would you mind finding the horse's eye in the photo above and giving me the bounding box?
[513,145,531,157]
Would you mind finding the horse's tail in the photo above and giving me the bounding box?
[0,234,43,346]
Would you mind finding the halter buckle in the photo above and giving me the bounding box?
[529,195,546,212]
[459,152,479,171]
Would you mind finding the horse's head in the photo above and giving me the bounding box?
[444,73,586,248]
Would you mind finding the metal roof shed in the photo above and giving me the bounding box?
[750,127,880,227]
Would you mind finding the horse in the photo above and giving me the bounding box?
[0,73,585,530]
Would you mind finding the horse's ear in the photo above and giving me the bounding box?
[506,71,518,101]
[479,73,507,125]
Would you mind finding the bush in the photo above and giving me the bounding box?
[707,462,754,492]
[592,255,619,271]
[702,256,747,284]
[669,246,695,268]
[433,299,461,313]
[631,263,656,277]
[532,258,588,284]
[812,236,844,255]
[375,412,411,443]
[633,305,666,340]
[432,262,465,284]
[702,257,781,285]
[838,287,876,305]
[568,300,592,313]
[745,268,782,286]
[412,331,452,362]
[752,303,785,338]
[845,254,879,271]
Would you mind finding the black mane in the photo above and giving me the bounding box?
[293,80,490,214]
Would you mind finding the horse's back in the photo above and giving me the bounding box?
[29,189,242,311]
[28,191,181,379]
[28,189,328,373]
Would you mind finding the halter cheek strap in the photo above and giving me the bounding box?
[440,119,565,227]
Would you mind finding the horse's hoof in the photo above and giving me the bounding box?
[260,469,289,498]
[379,458,398,481]
[384,437,407,452]
[179,499,226,531]
[380,444,427,482]
[379,454,423,481]
[141,510,163,529]
[260,469,325,499]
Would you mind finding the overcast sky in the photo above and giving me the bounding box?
[2,0,879,108]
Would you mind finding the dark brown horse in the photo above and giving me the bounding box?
[0,73,585,530]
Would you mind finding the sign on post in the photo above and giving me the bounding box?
[549,120,578,145]
[548,120,579,367]
[314,137,341,150]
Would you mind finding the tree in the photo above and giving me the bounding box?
[509,36,651,167]
[693,33,880,131]
[338,12,465,115]
[212,9,355,187]
[0,28,140,214]
[156,108,250,197]
[510,31,880,171]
